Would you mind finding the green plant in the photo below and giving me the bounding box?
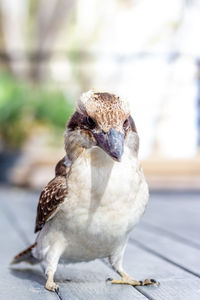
[0,73,74,149]
[32,89,73,129]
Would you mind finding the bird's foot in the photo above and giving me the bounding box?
[111,275,159,286]
[45,280,59,292]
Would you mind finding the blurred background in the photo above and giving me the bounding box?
[0,0,200,190]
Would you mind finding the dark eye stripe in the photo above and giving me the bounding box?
[123,119,129,129]
[87,116,96,129]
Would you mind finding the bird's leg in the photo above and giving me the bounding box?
[109,248,159,286]
[46,269,58,292]
[44,242,64,292]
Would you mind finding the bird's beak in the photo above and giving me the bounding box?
[93,128,124,162]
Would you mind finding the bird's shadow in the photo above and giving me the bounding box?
[10,264,96,284]
[10,266,45,287]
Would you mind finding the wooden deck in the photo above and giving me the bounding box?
[1,186,200,300]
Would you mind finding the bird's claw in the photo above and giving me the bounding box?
[140,278,160,286]
[106,277,113,282]
[111,276,160,287]
[45,281,59,292]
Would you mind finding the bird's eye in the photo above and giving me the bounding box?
[87,116,96,129]
[123,118,129,129]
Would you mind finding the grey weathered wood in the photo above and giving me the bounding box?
[2,186,200,300]
[140,192,200,248]
[56,262,147,300]
[123,242,200,300]
[2,186,38,241]
[0,201,57,300]
[131,226,200,277]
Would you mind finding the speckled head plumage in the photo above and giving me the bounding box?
[66,90,137,162]
[78,91,130,132]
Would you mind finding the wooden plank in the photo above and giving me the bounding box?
[2,187,147,300]
[141,191,200,248]
[56,261,146,300]
[4,186,200,300]
[1,186,38,241]
[0,201,57,300]
[130,226,200,276]
[123,242,200,300]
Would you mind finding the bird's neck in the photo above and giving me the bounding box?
[64,130,85,165]
[65,142,84,166]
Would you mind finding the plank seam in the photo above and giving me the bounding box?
[141,221,200,250]
[134,287,157,300]
[130,237,200,279]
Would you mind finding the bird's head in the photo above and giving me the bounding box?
[66,91,137,162]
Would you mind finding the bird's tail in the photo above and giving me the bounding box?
[10,242,39,265]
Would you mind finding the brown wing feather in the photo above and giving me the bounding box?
[34,158,69,233]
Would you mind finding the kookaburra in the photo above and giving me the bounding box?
[11,91,158,292]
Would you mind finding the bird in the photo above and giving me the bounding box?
[11,90,158,292]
